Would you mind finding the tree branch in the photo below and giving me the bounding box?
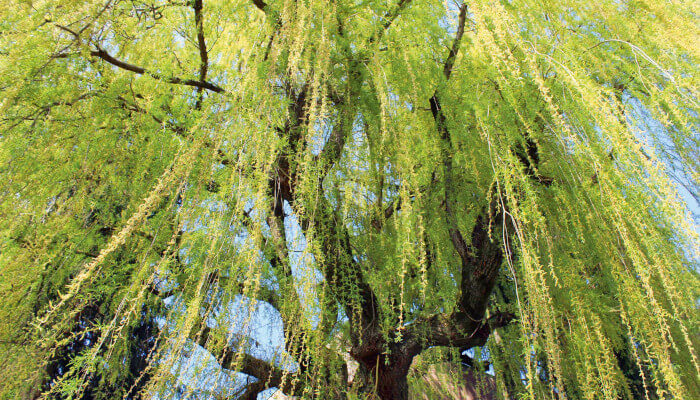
[302,195,381,340]
[426,1,505,323]
[265,196,314,368]
[428,2,470,266]
[236,379,268,400]
[457,208,504,319]
[315,115,347,179]
[193,326,291,390]
[208,267,281,309]
[370,196,401,231]
[415,310,515,349]
[192,0,210,108]
[371,0,413,44]
[441,3,468,81]
[90,47,225,93]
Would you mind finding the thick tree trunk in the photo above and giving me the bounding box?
[350,338,420,400]
[353,358,412,400]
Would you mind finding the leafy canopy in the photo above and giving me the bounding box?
[0,0,698,399]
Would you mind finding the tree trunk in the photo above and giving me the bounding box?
[351,345,418,400]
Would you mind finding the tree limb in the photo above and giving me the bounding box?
[457,208,505,319]
[428,2,470,266]
[370,196,401,231]
[235,379,267,400]
[315,115,347,179]
[192,0,210,108]
[371,0,413,44]
[193,326,290,390]
[90,47,225,93]
[427,1,505,322]
[441,3,468,81]
[414,310,515,349]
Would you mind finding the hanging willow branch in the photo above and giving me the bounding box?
[0,0,698,399]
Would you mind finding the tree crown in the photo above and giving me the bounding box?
[0,0,698,399]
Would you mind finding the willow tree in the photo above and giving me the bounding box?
[1,0,698,399]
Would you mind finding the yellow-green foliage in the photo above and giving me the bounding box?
[0,0,697,399]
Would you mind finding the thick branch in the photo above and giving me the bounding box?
[428,2,470,264]
[90,47,225,93]
[427,1,504,322]
[302,195,381,339]
[415,310,515,349]
[193,326,290,389]
[442,3,468,81]
[192,0,210,107]
[236,380,267,400]
[458,209,504,318]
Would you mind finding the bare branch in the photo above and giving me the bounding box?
[192,0,209,108]
[90,47,225,93]
[442,3,468,81]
